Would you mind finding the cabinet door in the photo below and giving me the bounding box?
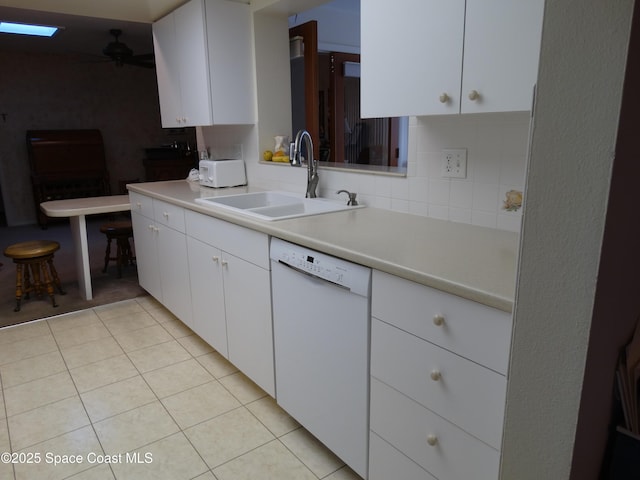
[224,253,274,397]
[205,0,255,124]
[156,223,193,327]
[187,236,228,357]
[174,0,212,126]
[461,0,544,113]
[131,211,162,301]
[361,0,464,118]
[153,12,182,128]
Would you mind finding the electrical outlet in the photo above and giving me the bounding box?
[442,148,467,178]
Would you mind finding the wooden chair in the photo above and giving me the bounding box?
[100,221,135,278]
[3,240,66,312]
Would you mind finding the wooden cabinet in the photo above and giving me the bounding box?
[369,270,512,480]
[130,192,193,326]
[152,0,255,128]
[185,210,274,396]
[361,0,544,117]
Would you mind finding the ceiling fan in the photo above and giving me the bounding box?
[102,28,154,69]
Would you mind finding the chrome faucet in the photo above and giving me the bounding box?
[291,129,319,198]
[337,190,358,206]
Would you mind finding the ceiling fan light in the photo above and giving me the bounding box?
[0,21,59,37]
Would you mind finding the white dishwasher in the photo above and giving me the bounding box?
[270,238,371,479]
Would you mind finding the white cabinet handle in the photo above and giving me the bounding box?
[468,90,480,101]
[433,314,445,326]
[430,370,442,381]
[212,256,219,262]
[163,211,169,219]
[147,224,154,230]
[439,93,449,103]
[136,202,142,209]
[221,260,228,267]
[427,434,438,446]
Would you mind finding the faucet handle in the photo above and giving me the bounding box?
[337,190,358,206]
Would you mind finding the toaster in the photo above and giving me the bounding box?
[199,159,247,188]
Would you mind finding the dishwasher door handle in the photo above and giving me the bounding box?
[275,260,351,292]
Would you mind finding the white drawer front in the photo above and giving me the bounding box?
[370,378,500,480]
[369,432,436,480]
[153,198,186,232]
[372,270,512,374]
[185,210,269,269]
[372,319,506,449]
[129,192,154,219]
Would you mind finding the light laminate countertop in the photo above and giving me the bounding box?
[128,180,519,312]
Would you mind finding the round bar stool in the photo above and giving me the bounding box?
[3,240,66,312]
[100,220,135,278]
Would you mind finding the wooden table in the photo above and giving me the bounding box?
[40,195,131,300]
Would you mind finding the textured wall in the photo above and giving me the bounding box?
[502,1,635,479]
[0,50,180,226]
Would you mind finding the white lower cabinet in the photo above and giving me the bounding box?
[130,194,274,397]
[186,236,227,356]
[369,270,512,480]
[185,210,274,397]
[130,192,193,326]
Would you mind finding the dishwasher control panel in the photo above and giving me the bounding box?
[270,238,371,295]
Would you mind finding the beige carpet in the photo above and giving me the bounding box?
[0,215,147,329]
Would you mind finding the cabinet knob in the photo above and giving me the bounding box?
[468,89,480,101]
[163,212,169,218]
[212,256,219,262]
[147,224,154,230]
[439,93,449,103]
[136,202,142,209]
[433,314,445,326]
[430,370,442,381]
[221,260,228,267]
[427,434,438,446]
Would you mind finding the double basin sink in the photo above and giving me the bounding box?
[195,191,363,221]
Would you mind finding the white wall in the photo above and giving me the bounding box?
[502,1,634,479]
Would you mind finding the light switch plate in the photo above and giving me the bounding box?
[442,148,467,178]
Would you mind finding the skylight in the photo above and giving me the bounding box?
[0,21,59,37]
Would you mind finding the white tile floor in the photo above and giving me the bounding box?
[0,296,362,480]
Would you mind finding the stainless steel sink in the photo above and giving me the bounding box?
[195,191,363,221]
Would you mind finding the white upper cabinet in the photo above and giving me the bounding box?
[153,0,255,128]
[361,0,544,117]
[361,0,465,117]
[461,0,544,113]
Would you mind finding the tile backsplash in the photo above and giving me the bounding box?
[205,111,531,233]
[408,112,530,232]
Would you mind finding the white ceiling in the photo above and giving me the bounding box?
[0,0,358,59]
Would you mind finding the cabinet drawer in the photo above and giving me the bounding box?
[153,198,186,232]
[372,319,505,449]
[370,378,499,480]
[185,210,269,269]
[369,432,436,480]
[372,270,511,374]
[129,192,154,219]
